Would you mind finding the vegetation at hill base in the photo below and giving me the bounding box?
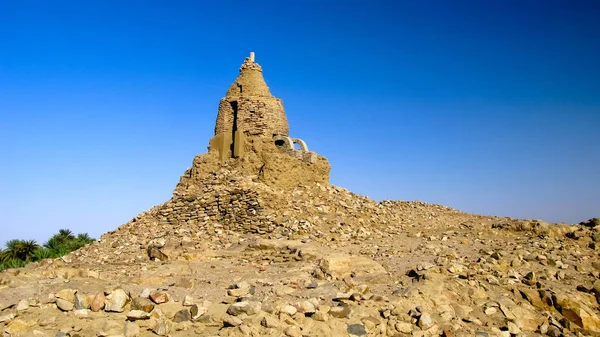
[0,229,94,272]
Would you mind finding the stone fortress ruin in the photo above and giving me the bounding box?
[137,53,332,238]
[209,52,317,164]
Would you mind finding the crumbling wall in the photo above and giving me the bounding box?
[214,97,289,137]
[238,97,289,136]
[256,150,330,189]
[175,137,330,195]
[214,100,235,136]
[158,140,330,236]
[158,187,276,235]
[214,56,290,138]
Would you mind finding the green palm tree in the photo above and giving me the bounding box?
[20,240,38,261]
[43,236,61,250]
[76,233,93,243]
[57,229,75,243]
[31,247,52,261]
[51,245,69,258]
[3,239,20,261]
[2,239,39,262]
[45,229,75,252]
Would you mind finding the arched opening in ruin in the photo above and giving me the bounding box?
[274,139,286,148]
[273,135,293,150]
[291,138,308,152]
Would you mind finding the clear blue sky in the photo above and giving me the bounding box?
[1,0,599,246]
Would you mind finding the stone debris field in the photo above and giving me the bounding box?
[1,54,599,337]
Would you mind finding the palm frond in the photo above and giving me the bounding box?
[43,237,63,251]
[58,229,75,241]
[31,247,52,261]
[76,233,93,243]
[0,258,27,271]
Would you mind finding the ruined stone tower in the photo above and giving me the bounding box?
[209,52,315,164]
[172,53,330,195]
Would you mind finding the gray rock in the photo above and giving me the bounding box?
[227,301,261,316]
[546,326,561,337]
[329,305,352,318]
[306,280,318,289]
[173,309,191,322]
[347,324,367,336]
[74,294,91,310]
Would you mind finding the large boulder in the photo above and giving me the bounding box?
[147,239,184,261]
[317,253,387,280]
[554,295,600,332]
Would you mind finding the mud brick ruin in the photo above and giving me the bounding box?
[210,52,318,165]
[109,53,334,243]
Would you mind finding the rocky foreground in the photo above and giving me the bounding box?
[1,195,599,336]
[1,160,599,337]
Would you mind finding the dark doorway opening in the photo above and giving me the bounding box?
[230,101,238,157]
[274,139,285,148]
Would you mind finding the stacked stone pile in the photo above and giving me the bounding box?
[58,150,590,269]
[63,161,537,266]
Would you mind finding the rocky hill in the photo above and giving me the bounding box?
[1,54,598,337]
